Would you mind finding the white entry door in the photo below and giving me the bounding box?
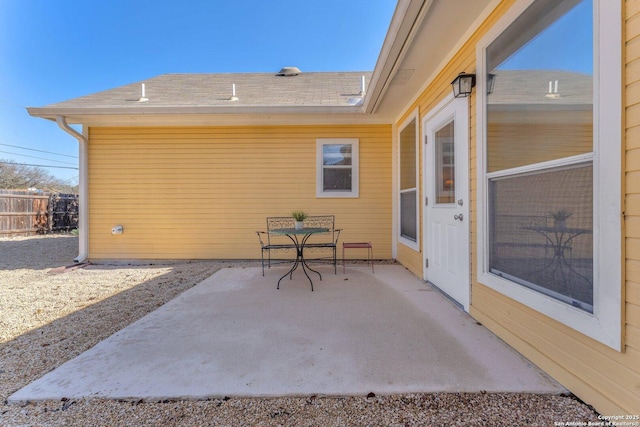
[423,96,470,311]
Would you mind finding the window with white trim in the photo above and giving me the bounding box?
[399,116,419,247]
[316,139,359,198]
[477,0,622,349]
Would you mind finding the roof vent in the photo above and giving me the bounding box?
[276,67,301,77]
[138,83,149,102]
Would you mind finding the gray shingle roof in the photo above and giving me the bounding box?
[44,71,372,110]
[488,70,592,106]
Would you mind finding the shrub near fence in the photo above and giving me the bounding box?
[50,193,79,232]
[0,190,79,236]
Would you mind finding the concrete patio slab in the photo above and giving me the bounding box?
[9,265,565,402]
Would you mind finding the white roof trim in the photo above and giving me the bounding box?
[364,0,432,114]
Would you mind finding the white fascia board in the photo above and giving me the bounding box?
[28,104,366,118]
[36,112,394,127]
[28,106,398,126]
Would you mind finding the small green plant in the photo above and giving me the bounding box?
[549,209,572,221]
[291,210,308,221]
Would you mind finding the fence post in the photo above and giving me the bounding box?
[48,193,53,234]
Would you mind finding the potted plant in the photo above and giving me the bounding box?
[291,210,307,230]
[549,209,572,229]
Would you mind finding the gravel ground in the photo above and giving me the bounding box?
[0,235,602,426]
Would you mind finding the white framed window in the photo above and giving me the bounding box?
[316,139,359,198]
[398,113,420,249]
[476,0,622,350]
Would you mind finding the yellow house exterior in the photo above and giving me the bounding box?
[391,0,638,416]
[28,0,639,416]
[87,125,392,260]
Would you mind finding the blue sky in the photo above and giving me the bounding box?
[498,0,592,74]
[0,1,396,184]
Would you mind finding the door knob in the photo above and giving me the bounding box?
[454,213,464,221]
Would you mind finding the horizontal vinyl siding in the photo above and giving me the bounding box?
[471,284,640,413]
[397,243,422,276]
[466,0,639,415]
[487,123,592,172]
[87,125,391,260]
[393,0,638,415]
[624,0,640,412]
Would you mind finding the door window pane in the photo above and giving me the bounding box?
[435,121,455,204]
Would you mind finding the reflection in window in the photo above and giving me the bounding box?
[489,164,593,311]
[323,144,352,192]
[485,0,594,312]
[316,139,359,198]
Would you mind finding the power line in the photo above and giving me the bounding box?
[0,143,78,159]
[0,150,78,166]
[61,175,79,184]
[0,161,78,170]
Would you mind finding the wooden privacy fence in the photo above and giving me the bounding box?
[0,190,79,236]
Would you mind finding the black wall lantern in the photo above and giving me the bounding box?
[486,73,496,95]
[451,72,476,98]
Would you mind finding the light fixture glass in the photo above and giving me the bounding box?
[451,72,476,98]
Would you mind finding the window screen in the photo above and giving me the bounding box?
[489,164,593,311]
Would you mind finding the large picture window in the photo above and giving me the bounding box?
[316,139,359,198]
[399,116,418,246]
[477,0,621,349]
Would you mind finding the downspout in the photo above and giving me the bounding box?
[56,116,88,263]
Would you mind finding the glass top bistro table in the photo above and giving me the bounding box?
[523,224,593,293]
[269,227,329,291]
